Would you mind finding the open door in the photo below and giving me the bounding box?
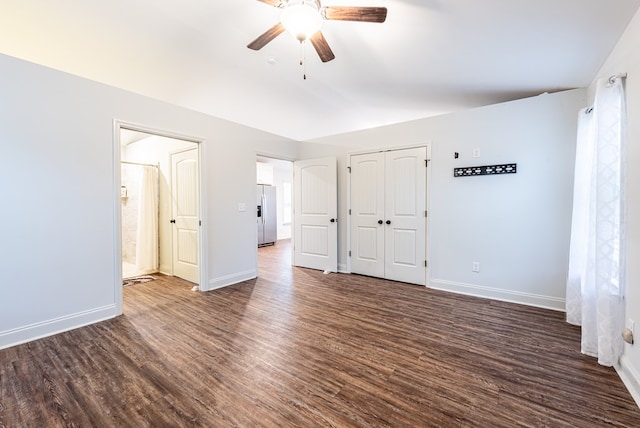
[293,157,337,272]
[171,147,200,284]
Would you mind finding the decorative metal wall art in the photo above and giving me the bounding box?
[454,163,517,177]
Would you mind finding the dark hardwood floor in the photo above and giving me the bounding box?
[1,240,639,427]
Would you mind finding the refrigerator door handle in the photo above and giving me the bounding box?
[261,194,266,224]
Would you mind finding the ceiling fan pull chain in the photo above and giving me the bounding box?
[300,40,307,80]
[299,40,304,66]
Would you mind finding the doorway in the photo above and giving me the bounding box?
[256,156,293,272]
[117,125,201,299]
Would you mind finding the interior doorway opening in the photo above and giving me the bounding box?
[256,156,293,271]
[118,126,201,292]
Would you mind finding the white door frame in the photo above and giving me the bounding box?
[346,143,432,286]
[113,120,207,315]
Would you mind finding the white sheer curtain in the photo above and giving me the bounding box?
[566,76,627,367]
[136,165,159,274]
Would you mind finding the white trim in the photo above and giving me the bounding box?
[116,120,205,144]
[0,305,117,350]
[198,140,209,293]
[346,155,352,274]
[429,278,565,311]
[338,263,348,273]
[256,151,296,163]
[425,141,432,286]
[206,269,257,291]
[159,264,173,276]
[112,122,124,316]
[616,356,640,409]
[347,142,433,157]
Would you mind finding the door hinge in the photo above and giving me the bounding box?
[425,159,428,167]
[425,260,428,267]
[347,166,351,173]
[425,210,428,217]
[349,250,352,257]
[349,209,351,215]
[199,220,202,226]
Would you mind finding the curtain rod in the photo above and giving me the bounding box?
[584,73,627,114]
[121,161,158,168]
[608,72,627,85]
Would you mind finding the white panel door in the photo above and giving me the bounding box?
[349,147,427,285]
[293,157,337,272]
[171,147,199,284]
[350,152,385,278]
[384,147,426,285]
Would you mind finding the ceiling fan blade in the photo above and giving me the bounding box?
[310,31,335,63]
[257,0,282,7]
[323,6,387,23]
[247,22,285,50]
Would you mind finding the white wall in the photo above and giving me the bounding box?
[592,7,640,406]
[0,53,298,349]
[300,88,586,309]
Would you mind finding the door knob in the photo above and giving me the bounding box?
[170,219,176,224]
[330,218,336,223]
[378,220,383,225]
[386,220,391,225]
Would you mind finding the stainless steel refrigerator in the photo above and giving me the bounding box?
[257,184,277,246]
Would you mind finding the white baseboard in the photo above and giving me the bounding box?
[0,304,118,350]
[617,355,640,408]
[338,263,348,273]
[429,278,565,311]
[205,269,256,291]
[159,264,172,276]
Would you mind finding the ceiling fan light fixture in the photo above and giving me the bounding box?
[280,1,323,42]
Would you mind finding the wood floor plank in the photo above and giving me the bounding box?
[1,239,639,426]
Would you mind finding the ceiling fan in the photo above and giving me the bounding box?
[247,0,387,63]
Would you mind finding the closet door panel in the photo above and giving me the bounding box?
[390,228,418,266]
[350,153,385,278]
[384,147,427,285]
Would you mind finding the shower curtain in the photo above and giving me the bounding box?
[136,165,159,274]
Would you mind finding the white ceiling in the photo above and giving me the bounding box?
[1,0,638,141]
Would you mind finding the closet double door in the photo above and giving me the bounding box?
[350,147,427,285]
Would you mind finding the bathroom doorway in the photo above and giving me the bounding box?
[119,126,201,288]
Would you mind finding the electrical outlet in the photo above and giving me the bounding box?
[472,262,480,273]
[472,148,481,158]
